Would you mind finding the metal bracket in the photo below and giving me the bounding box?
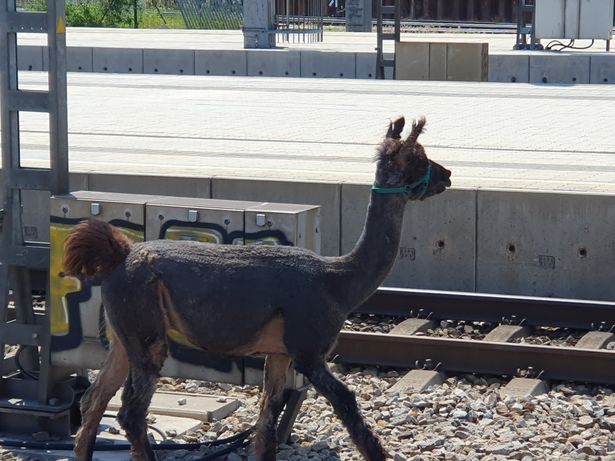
[515,366,544,380]
[500,315,526,326]
[414,358,442,372]
[408,308,433,320]
[590,321,615,333]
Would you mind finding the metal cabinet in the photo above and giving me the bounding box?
[49,191,320,387]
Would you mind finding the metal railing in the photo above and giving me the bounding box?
[275,0,323,44]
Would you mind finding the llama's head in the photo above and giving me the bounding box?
[374,116,451,200]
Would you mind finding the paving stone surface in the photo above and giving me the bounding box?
[16,72,615,194]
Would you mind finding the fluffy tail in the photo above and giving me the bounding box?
[63,219,133,279]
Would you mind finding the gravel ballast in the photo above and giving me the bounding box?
[152,368,615,461]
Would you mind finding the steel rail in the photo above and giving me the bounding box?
[356,287,615,330]
[322,17,518,32]
[334,331,615,385]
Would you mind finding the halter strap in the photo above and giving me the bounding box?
[371,164,432,200]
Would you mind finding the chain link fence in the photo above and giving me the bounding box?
[176,0,242,29]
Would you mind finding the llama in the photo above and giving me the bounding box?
[64,116,451,461]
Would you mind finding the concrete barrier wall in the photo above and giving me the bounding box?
[144,49,196,75]
[195,50,247,76]
[300,50,356,78]
[17,45,615,84]
[476,190,615,300]
[488,54,530,83]
[92,47,144,74]
[7,169,615,300]
[529,54,590,84]
[341,184,476,291]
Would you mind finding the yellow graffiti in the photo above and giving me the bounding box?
[50,222,144,337]
[50,223,80,336]
[244,237,283,246]
[163,227,223,244]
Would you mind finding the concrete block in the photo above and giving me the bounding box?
[300,51,356,78]
[144,49,195,75]
[500,377,548,398]
[390,319,436,335]
[446,43,488,81]
[212,178,339,256]
[108,391,240,422]
[590,54,615,84]
[99,411,201,443]
[195,50,247,76]
[246,49,301,77]
[576,331,615,349]
[93,47,143,74]
[489,53,530,83]
[484,325,530,342]
[387,369,444,393]
[87,173,211,198]
[341,184,476,291]
[429,43,447,81]
[17,46,43,71]
[67,47,93,72]
[476,190,615,300]
[397,41,488,82]
[529,54,590,84]
[355,52,377,79]
[395,42,429,80]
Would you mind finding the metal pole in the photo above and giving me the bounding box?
[48,0,69,196]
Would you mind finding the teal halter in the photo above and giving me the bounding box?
[371,164,432,200]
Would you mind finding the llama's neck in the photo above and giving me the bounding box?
[336,191,407,311]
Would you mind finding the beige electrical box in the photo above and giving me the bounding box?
[535,0,614,40]
[396,41,489,82]
[50,191,320,387]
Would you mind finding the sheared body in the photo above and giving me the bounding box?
[66,116,452,461]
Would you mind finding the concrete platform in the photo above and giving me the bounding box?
[14,28,615,83]
[12,72,615,301]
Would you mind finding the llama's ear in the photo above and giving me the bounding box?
[386,116,405,140]
[404,116,426,146]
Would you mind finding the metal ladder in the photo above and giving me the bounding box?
[375,0,401,79]
[0,0,75,435]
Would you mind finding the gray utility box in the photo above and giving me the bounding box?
[535,0,614,40]
[50,191,320,388]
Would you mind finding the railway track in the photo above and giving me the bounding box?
[323,17,518,33]
[332,288,615,385]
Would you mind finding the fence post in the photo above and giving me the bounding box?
[243,0,276,48]
[346,0,372,32]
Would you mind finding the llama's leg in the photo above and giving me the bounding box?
[295,358,387,461]
[117,338,167,461]
[74,333,129,461]
[254,354,292,461]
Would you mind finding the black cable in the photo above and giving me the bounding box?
[546,39,595,51]
[14,346,39,381]
[191,438,251,461]
[0,427,253,452]
[99,413,167,442]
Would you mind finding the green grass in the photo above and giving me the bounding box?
[21,0,191,29]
